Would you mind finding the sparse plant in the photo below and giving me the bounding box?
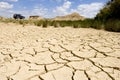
[42,20,48,28]
[34,20,43,26]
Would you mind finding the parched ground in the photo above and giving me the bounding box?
[0,23,120,80]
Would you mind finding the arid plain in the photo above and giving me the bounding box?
[0,23,120,80]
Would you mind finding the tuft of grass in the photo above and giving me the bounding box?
[42,20,48,28]
[34,20,43,26]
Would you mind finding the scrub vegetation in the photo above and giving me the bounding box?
[0,0,119,32]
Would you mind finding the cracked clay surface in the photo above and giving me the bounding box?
[0,24,120,80]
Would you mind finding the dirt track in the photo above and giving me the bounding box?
[0,24,120,80]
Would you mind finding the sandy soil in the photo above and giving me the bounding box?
[0,23,120,80]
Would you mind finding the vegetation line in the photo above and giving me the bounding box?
[0,0,119,32]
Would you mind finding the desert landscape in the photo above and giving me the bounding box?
[0,0,120,80]
[0,23,120,80]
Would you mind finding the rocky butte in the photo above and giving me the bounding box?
[53,12,85,21]
[29,16,44,20]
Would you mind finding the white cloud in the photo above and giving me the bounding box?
[53,1,72,16]
[0,10,13,17]
[0,1,104,18]
[30,7,48,17]
[9,0,18,2]
[50,0,68,3]
[1,6,48,18]
[0,2,13,9]
[50,0,62,2]
[71,2,104,18]
[53,1,104,18]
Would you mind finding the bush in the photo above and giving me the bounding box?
[51,21,58,27]
[59,22,65,27]
[91,20,103,29]
[80,19,94,28]
[18,20,26,24]
[73,21,80,28]
[34,20,44,26]
[42,20,48,28]
[105,19,120,32]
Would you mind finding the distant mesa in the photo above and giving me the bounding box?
[53,12,85,21]
[29,16,44,20]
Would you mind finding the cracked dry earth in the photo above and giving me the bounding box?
[0,24,120,80]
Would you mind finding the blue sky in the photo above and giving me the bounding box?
[0,0,109,18]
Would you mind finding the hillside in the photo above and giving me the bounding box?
[53,12,85,21]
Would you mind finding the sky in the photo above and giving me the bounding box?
[0,0,109,18]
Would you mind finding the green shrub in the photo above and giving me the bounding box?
[54,23,59,28]
[73,21,80,28]
[18,20,24,24]
[80,19,94,28]
[91,20,103,29]
[42,20,48,28]
[51,21,58,27]
[105,19,120,32]
[73,24,79,28]
[59,22,65,27]
[34,20,43,26]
